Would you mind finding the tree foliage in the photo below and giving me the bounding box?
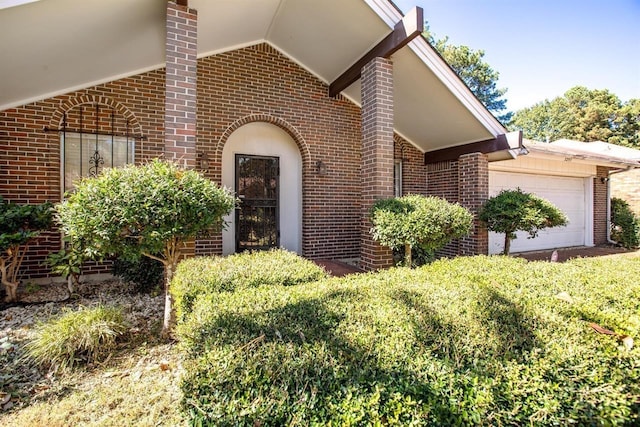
[510,86,640,146]
[0,196,53,302]
[424,26,512,123]
[56,160,236,336]
[479,189,568,255]
[370,195,472,266]
[610,197,640,249]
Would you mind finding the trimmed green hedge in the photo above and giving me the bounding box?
[177,254,640,426]
[171,249,328,323]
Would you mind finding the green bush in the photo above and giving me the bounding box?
[370,195,472,266]
[611,197,640,248]
[171,249,328,323]
[55,159,236,336]
[177,255,640,426]
[1,196,53,301]
[113,256,164,294]
[25,306,128,371]
[479,188,568,255]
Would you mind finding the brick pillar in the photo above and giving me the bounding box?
[458,152,489,255]
[165,1,197,168]
[594,166,609,245]
[360,57,394,271]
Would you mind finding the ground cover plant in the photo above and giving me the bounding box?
[176,253,640,426]
[171,249,328,323]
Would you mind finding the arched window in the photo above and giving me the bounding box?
[59,104,137,192]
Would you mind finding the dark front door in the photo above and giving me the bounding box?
[235,154,280,252]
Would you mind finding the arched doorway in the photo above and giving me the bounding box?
[221,122,302,255]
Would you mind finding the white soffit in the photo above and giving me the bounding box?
[0,0,165,110]
[1,0,505,152]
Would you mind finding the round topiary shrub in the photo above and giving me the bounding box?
[479,188,568,255]
[370,195,472,266]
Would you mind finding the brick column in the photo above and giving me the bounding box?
[165,1,197,168]
[458,152,489,255]
[360,57,394,271]
[594,166,609,245]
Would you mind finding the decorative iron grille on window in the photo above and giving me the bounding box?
[45,104,145,192]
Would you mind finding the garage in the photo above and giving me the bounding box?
[488,171,593,254]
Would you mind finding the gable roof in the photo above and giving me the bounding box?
[0,0,507,153]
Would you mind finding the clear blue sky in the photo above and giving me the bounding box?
[393,0,640,112]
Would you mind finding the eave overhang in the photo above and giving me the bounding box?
[1,0,507,154]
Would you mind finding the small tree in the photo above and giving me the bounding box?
[56,160,236,336]
[370,195,473,267]
[479,189,568,255]
[0,197,53,302]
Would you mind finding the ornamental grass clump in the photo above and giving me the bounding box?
[25,305,128,371]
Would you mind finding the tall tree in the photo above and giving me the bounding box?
[511,86,640,146]
[424,26,512,123]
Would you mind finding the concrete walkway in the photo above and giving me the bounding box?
[514,245,637,262]
[314,259,363,277]
[314,245,637,277]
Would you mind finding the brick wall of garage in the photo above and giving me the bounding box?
[611,168,640,216]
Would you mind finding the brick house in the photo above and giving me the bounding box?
[1,0,602,282]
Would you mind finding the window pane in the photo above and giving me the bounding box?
[63,132,133,192]
[394,161,402,197]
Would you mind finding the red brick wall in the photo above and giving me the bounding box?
[594,166,610,245]
[196,43,364,259]
[360,57,395,271]
[426,160,459,257]
[611,169,640,216]
[426,160,458,202]
[165,1,197,168]
[394,135,426,195]
[458,153,489,255]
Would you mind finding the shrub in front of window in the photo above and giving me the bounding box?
[369,195,473,267]
[611,197,640,248]
[55,159,236,337]
[479,188,568,255]
[0,197,53,302]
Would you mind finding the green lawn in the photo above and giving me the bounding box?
[3,252,639,426]
[177,253,640,426]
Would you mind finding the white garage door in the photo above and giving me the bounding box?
[488,172,591,254]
